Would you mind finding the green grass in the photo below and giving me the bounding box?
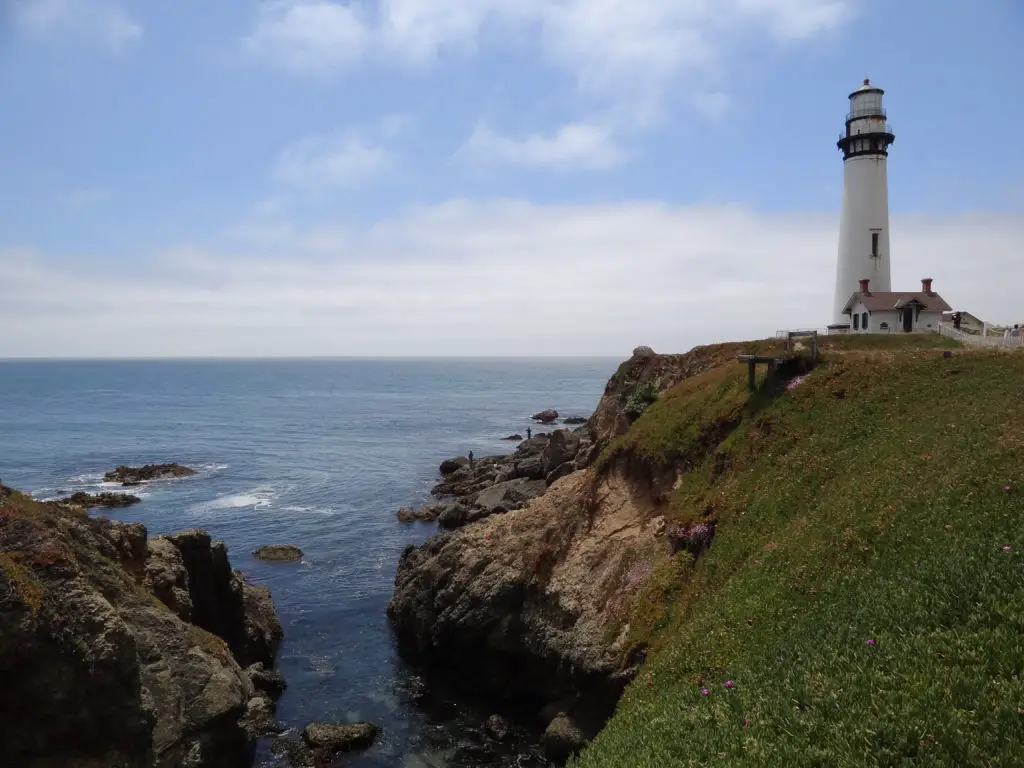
[574,344,1024,768]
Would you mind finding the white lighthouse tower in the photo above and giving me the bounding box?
[831,78,896,327]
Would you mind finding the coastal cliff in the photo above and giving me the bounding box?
[0,485,283,768]
[387,342,777,757]
[388,333,1024,765]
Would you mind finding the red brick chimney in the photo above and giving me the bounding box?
[922,278,933,295]
[859,278,871,296]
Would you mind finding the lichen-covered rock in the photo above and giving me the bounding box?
[56,491,142,508]
[0,483,282,768]
[252,544,303,562]
[541,714,587,763]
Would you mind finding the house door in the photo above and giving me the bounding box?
[902,306,914,332]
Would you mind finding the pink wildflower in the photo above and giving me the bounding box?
[724,681,735,689]
[865,639,876,646]
[743,719,750,727]
[701,689,709,696]
[1003,545,1013,552]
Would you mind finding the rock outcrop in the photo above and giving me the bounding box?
[104,463,197,486]
[389,468,666,762]
[56,490,142,508]
[531,409,559,424]
[0,483,283,768]
[421,427,597,531]
[252,544,303,563]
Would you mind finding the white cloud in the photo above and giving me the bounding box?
[1,201,1021,357]
[243,0,853,121]
[243,0,368,74]
[13,0,142,51]
[275,131,395,190]
[461,122,627,171]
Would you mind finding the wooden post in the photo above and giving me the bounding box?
[747,360,756,391]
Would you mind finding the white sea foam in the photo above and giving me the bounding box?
[201,488,275,511]
[280,504,336,516]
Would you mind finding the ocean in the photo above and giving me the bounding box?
[0,357,617,767]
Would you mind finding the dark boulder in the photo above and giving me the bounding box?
[103,463,196,485]
[501,434,524,441]
[562,417,588,425]
[439,457,471,476]
[252,544,303,562]
[483,714,512,742]
[531,409,559,424]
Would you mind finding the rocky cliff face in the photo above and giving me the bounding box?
[0,484,282,768]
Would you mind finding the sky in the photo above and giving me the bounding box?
[1,0,1022,358]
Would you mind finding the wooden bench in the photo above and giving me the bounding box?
[737,355,784,392]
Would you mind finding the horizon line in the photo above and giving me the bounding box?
[0,355,625,362]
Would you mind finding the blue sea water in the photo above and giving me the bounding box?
[0,358,616,767]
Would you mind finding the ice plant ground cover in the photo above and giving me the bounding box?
[576,336,1024,767]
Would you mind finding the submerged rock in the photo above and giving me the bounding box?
[501,434,524,441]
[55,490,142,508]
[302,722,380,752]
[562,417,588,425]
[104,463,196,485]
[252,544,303,562]
[483,714,512,742]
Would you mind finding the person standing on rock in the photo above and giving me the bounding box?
[526,427,532,440]
[468,451,474,468]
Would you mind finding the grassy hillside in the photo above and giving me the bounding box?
[577,336,1024,767]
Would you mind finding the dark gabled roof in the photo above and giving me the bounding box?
[843,291,952,315]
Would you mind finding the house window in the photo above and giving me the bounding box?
[871,232,879,257]
[880,322,889,331]
[862,312,869,330]
[853,314,860,330]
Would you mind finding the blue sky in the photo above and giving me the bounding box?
[1,0,1022,356]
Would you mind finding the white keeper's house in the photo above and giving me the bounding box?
[841,277,952,334]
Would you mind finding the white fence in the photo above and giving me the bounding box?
[938,322,1024,349]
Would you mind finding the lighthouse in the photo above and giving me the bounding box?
[831,78,896,327]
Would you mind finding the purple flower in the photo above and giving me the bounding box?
[701,689,709,695]
[724,681,735,689]
[743,718,751,727]
[1004,546,1013,552]
[865,639,876,646]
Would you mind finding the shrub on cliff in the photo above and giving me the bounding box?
[574,339,1024,767]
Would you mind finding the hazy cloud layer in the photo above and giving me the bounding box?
[12,0,142,51]
[2,202,1020,358]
